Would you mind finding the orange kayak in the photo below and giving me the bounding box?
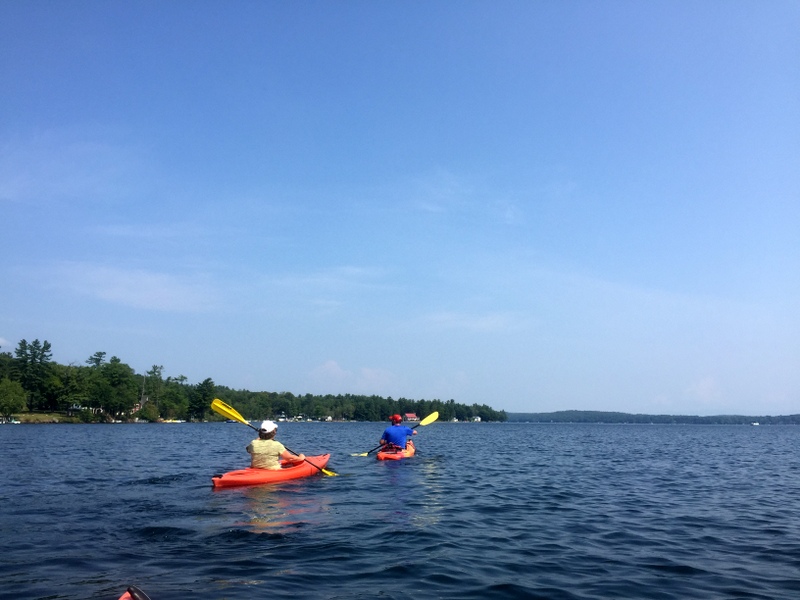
[212,454,331,488]
[119,586,151,600]
[376,440,415,461]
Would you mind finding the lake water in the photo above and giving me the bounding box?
[1,421,799,599]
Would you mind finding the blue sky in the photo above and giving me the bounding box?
[1,2,798,416]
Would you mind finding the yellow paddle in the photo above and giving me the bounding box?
[351,411,440,456]
[210,398,338,477]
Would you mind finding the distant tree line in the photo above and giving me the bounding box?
[507,410,800,424]
[0,339,215,422]
[214,385,506,423]
[0,338,506,423]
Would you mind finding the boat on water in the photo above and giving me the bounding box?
[376,440,416,461]
[212,454,331,488]
[119,586,151,600]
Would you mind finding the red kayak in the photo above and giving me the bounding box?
[376,440,415,461]
[212,454,331,488]
[119,586,151,600]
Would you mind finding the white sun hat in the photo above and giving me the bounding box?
[259,420,277,433]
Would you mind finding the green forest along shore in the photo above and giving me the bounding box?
[0,338,506,424]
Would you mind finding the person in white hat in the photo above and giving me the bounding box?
[246,420,306,470]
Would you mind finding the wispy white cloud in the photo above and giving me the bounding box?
[92,222,208,240]
[0,129,142,205]
[410,169,475,214]
[272,266,396,301]
[39,261,215,312]
[538,179,579,200]
[684,376,724,409]
[309,359,398,395]
[422,310,531,333]
[405,169,581,229]
[497,201,525,226]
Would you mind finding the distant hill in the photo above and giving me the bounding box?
[506,410,800,425]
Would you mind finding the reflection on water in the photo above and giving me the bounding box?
[368,456,445,531]
[414,460,444,529]
[381,461,416,514]
[210,481,334,533]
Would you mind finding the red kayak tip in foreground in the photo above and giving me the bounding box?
[119,585,151,600]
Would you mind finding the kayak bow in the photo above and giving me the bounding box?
[119,586,152,600]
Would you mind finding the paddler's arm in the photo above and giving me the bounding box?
[280,448,305,462]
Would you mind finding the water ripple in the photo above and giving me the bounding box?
[2,423,800,599]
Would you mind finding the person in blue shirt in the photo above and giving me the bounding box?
[379,414,417,449]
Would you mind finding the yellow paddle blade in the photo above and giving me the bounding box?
[419,411,439,426]
[211,398,253,428]
[321,467,338,476]
[350,452,369,457]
